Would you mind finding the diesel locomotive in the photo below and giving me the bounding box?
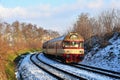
[42,32,84,63]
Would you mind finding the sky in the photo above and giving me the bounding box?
[0,0,120,34]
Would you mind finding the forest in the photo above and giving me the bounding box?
[70,9,120,40]
[0,9,120,80]
[0,21,59,80]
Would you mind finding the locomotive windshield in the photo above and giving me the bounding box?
[63,41,84,48]
[71,41,79,47]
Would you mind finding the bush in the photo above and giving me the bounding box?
[103,32,114,41]
[5,61,16,80]
[100,40,111,48]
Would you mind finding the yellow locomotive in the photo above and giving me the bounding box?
[42,32,84,63]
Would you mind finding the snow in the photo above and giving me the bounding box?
[16,53,116,80]
[38,54,113,80]
[16,54,57,80]
[16,32,120,80]
[82,32,120,72]
[32,55,79,80]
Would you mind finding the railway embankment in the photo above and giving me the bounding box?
[82,32,120,72]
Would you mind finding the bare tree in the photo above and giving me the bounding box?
[73,13,93,40]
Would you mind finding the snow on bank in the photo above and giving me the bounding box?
[82,33,120,72]
[16,53,115,80]
[38,53,113,80]
[16,54,56,80]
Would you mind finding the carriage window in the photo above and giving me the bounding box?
[63,41,70,47]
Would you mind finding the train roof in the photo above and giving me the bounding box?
[44,35,65,44]
[64,32,84,41]
[43,32,84,44]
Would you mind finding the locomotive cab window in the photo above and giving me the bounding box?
[80,42,84,48]
[63,41,84,48]
[63,41,79,48]
[71,41,79,47]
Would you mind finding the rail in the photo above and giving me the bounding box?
[36,54,86,80]
[30,54,63,80]
[70,63,120,79]
[45,54,120,79]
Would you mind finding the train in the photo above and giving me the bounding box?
[42,32,84,63]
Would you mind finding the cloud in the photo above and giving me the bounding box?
[0,0,104,20]
[87,0,104,9]
[0,0,120,34]
[0,5,26,19]
[50,0,105,15]
[110,0,120,8]
[0,0,120,20]
[0,4,52,20]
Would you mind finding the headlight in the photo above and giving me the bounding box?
[79,51,83,53]
[66,50,69,53]
[70,34,78,39]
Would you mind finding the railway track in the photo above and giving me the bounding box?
[30,54,86,80]
[69,63,120,79]
[45,54,120,80]
[30,54,63,80]
[72,64,120,79]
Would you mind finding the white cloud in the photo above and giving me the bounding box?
[87,0,104,9]
[0,0,120,34]
[0,4,52,20]
[52,0,105,15]
[0,0,119,20]
[0,5,27,19]
[27,4,52,18]
[110,0,120,8]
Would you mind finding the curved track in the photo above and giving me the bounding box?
[30,54,86,80]
[30,54,63,80]
[69,64,120,79]
[45,54,120,79]
[71,63,120,79]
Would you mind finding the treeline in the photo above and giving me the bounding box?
[0,21,59,54]
[0,21,59,80]
[69,9,120,40]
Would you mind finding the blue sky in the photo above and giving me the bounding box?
[0,0,75,7]
[0,0,120,34]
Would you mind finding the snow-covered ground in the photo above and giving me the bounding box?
[82,32,120,72]
[16,54,57,80]
[16,53,118,80]
[16,32,120,80]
